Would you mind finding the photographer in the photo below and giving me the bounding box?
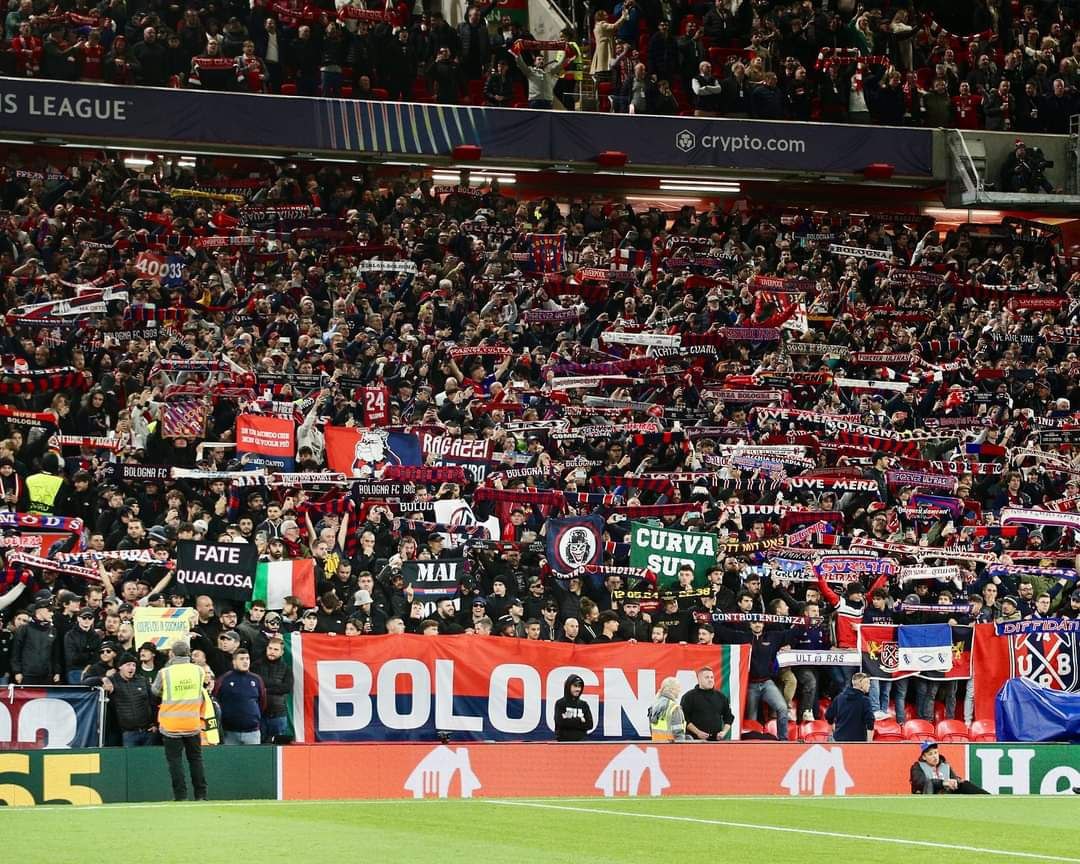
[1001,139,1054,193]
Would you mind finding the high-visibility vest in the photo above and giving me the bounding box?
[158,662,205,735]
[25,473,63,515]
[650,700,678,742]
[200,691,219,746]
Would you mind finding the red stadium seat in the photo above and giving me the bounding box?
[340,84,353,98]
[873,718,903,742]
[936,719,970,742]
[371,88,389,100]
[969,719,996,742]
[800,719,832,743]
[902,719,936,741]
[280,83,297,96]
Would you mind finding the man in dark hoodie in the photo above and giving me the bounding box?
[11,601,59,684]
[553,674,593,741]
[826,671,875,742]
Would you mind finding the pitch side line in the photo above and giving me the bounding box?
[490,800,1080,863]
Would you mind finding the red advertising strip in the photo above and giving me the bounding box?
[279,742,966,800]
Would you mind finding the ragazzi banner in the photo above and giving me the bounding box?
[288,634,748,743]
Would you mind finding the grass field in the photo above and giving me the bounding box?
[5,796,1078,864]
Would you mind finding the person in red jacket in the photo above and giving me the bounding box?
[950,81,982,129]
[11,22,42,76]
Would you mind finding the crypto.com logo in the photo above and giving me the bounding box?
[675,130,696,153]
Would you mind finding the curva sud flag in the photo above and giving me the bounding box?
[972,620,1080,722]
[859,624,972,681]
[236,413,296,471]
[324,425,422,478]
[173,540,258,601]
[629,521,717,587]
[546,515,604,576]
[289,633,749,743]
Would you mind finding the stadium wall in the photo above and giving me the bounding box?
[5,743,1080,805]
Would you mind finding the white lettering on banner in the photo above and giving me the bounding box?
[0,699,78,749]
[174,570,254,589]
[975,749,1035,795]
[194,545,242,564]
[13,94,129,120]
[314,660,700,737]
[634,527,716,557]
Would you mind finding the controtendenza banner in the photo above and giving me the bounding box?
[0,79,933,176]
[288,634,750,743]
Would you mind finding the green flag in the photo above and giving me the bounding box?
[629,521,718,588]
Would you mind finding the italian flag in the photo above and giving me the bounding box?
[253,559,316,609]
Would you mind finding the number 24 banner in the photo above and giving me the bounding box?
[289,633,749,742]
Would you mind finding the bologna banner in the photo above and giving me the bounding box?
[0,79,934,177]
[0,686,104,750]
[288,634,749,743]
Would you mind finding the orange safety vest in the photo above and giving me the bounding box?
[158,661,205,736]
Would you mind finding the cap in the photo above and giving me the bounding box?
[903,594,920,606]
[471,596,488,607]
[220,630,241,642]
[57,590,80,604]
[99,641,118,653]
[496,615,516,630]
[354,589,373,605]
[193,519,209,533]
[77,609,96,620]
[1002,596,1019,607]
[845,582,866,597]
[920,741,939,753]
[118,652,138,666]
[33,599,52,612]
[264,612,282,625]
[302,609,318,619]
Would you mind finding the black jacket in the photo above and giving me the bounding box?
[11,620,57,680]
[680,685,734,738]
[252,655,294,718]
[63,626,102,673]
[825,684,874,742]
[716,625,800,680]
[111,673,155,731]
[553,675,593,741]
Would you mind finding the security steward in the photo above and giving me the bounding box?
[152,641,209,801]
[26,452,68,515]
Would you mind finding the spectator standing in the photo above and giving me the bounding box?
[132,25,168,86]
[681,667,734,741]
[110,652,157,747]
[648,677,686,742]
[11,601,58,685]
[826,671,875,742]
[214,649,266,745]
[458,7,491,80]
[553,674,593,741]
[251,636,293,742]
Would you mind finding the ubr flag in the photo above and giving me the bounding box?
[173,540,257,601]
[401,558,466,596]
[254,559,316,609]
[325,425,422,478]
[237,413,296,471]
[547,515,604,575]
[972,621,1080,722]
[897,624,953,672]
[289,633,748,742]
[860,624,971,681]
[629,521,717,587]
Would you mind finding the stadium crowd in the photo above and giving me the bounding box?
[0,149,1076,746]
[1,0,1080,124]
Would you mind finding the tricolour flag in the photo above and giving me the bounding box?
[897,624,953,672]
[254,559,316,609]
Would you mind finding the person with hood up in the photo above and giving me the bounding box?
[648,676,686,742]
[554,674,593,741]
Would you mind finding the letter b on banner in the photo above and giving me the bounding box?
[317,661,372,733]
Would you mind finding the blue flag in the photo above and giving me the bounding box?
[897,624,953,672]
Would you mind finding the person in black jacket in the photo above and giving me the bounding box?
[681,667,734,741]
[11,601,59,685]
[617,598,651,641]
[484,58,514,106]
[553,674,593,741]
[64,608,102,683]
[910,742,988,794]
[715,619,801,739]
[109,653,157,746]
[252,636,293,742]
[826,672,875,742]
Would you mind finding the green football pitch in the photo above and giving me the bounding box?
[5,795,1077,864]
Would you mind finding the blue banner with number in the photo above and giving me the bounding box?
[0,686,102,750]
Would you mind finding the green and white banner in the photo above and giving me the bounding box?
[629,521,718,587]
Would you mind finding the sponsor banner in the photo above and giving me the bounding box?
[288,634,748,743]
[0,687,104,750]
[133,607,196,650]
[629,522,717,587]
[0,746,276,806]
[400,559,467,596]
[173,540,257,601]
[968,745,1080,795]
[236,413,296,472]
[279,741,960,800]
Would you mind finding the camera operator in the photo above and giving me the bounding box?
[1001,138,1054,193]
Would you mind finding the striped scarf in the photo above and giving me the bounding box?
[392,519,492,540]
[473,486,565,508]
[589,475,675,498]
[0,371,90,395]
[382,466,469,485]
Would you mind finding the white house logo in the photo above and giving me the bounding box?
[594,745,670,797]
[403,746,482,799]
[779,745,854,796]
[675,130,696,153]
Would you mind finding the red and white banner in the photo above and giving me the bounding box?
[236,413,296,470]
[288,634,748,743]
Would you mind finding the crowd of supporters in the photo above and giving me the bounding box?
[3,0,1080,124]
[0,148,1076,745]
